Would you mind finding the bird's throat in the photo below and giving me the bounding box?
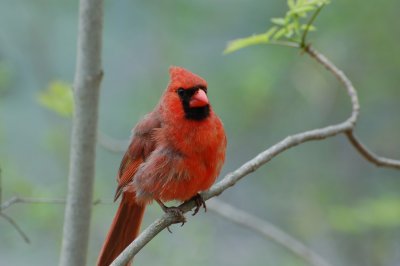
[183,105,210,121]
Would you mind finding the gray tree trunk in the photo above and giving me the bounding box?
[59,0,103,265]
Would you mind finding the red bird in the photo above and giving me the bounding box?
[97,66,227,266]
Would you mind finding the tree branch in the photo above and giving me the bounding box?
[0,196,110,245]
[0,167,31,244]
[0,196,111,212]
[208,199,332,266]
[345,131,400,169]
[0,212,30,244]
[3,195,330,265]
[304,45,360,124]
[1,197,67,211]
[59,0,104,265]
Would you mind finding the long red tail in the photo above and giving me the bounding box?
[97,192,146,266]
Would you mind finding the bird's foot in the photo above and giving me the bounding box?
[190,193,206,216]
[166,206,186,224]
[156,199,186,233]
[164,207,186,233]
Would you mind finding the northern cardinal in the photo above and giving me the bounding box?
[97,66,226,266]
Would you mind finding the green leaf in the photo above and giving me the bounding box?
[224,27,277,54]
[284,25,294,38]
[223,0,330,53]
[37,80,74,118]
[271,17,286,26]
[272,27,288,40]
[288,5,315,16]
[287,0,295,9]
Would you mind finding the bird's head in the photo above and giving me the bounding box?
[165,66,210,121]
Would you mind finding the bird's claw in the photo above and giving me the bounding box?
[167,226,173,233]
[164,206,186,233]
[191,193,206,216]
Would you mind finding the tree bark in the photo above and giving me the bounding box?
[59,0,103,265]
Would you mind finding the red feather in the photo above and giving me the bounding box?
[97,67,226,266]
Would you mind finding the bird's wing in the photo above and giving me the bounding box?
[114,111,161,200]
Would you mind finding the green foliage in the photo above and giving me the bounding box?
[37,80,74,118]
[329,196,400,233]
[224,0,330,54]
[223,27,278,54]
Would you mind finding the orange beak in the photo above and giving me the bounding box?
[189,89,209,108]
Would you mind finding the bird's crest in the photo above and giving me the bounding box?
[168,66,207,89]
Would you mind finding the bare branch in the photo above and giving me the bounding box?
[0,196,111,244]
[304,46,400,169]
[1,197,66,211]
[0,196,111,211]
[346,131,400,169]
[0,168,30,244]
[303,47,400,170]
[304,45,360,124]
[208,199,332,266]
[0,213,30,244]
[110,214,177,266]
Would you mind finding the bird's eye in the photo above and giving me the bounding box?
[177,88,185,97]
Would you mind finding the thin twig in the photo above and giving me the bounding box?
[0,213,30,244]
[208,199,332,266]
[0,168,30,244]
[1,197,67,211]
[0,196,111,211]
[268,40,300,48]
[346,131,400,169]
[0,196,111,245]
[301,4,325,48]
[304,45,360,123]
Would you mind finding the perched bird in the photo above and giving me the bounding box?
[97,66,227,266]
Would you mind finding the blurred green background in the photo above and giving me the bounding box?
[1,0,399,265]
